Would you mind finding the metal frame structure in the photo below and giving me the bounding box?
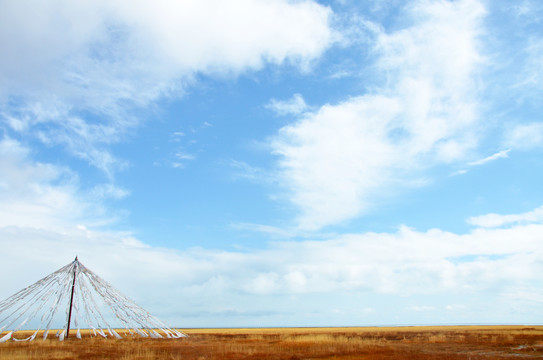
[0,257,185,342]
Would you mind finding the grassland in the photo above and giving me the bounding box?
[1,325,542,359]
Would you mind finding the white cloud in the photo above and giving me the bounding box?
[467,149,510,166]
[266,94,310,116]
[172,132,185,139]
[2,205,543,326]
[451,149,510,176]
[510,1,543,18]
[121,0,333,73]
[90,184,130,200]
[271,0,485,230]
[505,122,543,149]
[175,152,196,161]
[520,37,543,92]
[2,0,543,328]
[467,205,543,228]
[0,0,333,173]
[172,151,196,169]
[500,5,543,106]
[0,0,333,101]
[0,137,124,231]
[229,160,273,184]
[450,169,468,176]
[232,222,296,238]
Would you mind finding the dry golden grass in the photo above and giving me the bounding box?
[1,325,542,359]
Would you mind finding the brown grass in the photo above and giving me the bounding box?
[1,325,542,359]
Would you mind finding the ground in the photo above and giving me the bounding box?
[1,326,542,359]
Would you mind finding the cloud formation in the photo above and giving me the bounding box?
[272,0,485,230]
[467,149,510,167]
[505,123,543,150]
[2,0,542,329]
[468,205,543,228]
[0,137,126,231]
[0,0,333,174]
[2,205,542,326]
[266,94,310,116]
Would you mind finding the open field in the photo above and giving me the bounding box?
[1,325,542,359]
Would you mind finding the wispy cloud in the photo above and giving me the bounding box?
[0,0,333,175]
[229,160,272,183]
[449,147,510,175]
[172,151,196,169]
[175,152,196,161]
[271,0,485,230]
[90,184,130,200]
[467,149,510,166]
[2,205,543,326]
[519,35,543,92]
[232,223,296,239]
[505,123,543,150]
[467,205,543,228]
[0,137,123,231]
[231,222,334,239]
[266,94,310,116]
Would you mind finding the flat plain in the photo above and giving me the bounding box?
[1,325,542,359]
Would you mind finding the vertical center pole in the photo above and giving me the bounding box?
[66,256,78,339]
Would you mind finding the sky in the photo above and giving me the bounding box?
[1,0,543,328]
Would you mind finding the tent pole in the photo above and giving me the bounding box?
[66,256,78,339]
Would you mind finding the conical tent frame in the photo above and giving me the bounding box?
[0,257,186,342]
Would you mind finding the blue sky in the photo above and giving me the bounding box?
[1,0,543,328]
